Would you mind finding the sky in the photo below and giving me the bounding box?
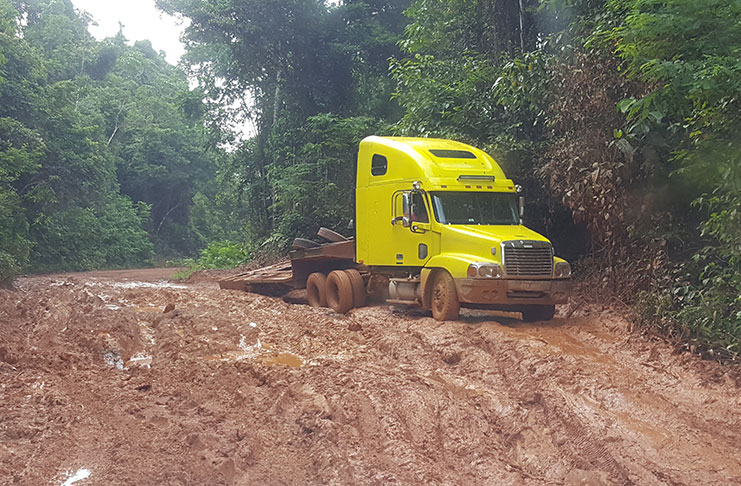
[71,0,187,65]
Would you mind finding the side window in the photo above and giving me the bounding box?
[371,154,387,176]
[411,192,429,223]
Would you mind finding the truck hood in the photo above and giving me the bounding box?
[439,224,550,262]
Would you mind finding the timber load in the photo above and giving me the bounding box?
[218,228,356,293]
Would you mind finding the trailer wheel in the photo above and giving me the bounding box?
[326,270,354,314]
[344,269,366,308]
[520,304,555,322]
[306,272,327,308]
[431,270,460,321]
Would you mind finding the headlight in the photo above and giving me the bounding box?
[467,263,503,279]
[554,261,571,278]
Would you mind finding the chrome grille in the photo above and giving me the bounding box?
[502,241,554,277]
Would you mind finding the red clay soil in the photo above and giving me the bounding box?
[1,269,740,485]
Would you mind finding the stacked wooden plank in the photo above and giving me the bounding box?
[219,240,357,292]
[288,240,354,262]
[218,261,294,290]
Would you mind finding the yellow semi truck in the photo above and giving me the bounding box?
[221,136,571,321]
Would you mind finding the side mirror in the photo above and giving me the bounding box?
[401,192,411,228]
[519,196,525,223]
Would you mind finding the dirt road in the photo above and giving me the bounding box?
[1,269,740,485]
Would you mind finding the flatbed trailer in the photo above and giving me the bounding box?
[218,238,360,295]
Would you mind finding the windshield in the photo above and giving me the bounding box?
[430,192,519,225]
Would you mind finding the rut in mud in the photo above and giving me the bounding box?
[1,269,740,485]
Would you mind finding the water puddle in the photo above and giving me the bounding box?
[132,305,163,313]
[103,350,124,370]
[498,324,614,365]
[60,468,91,485]
[261,352,303,367]
[103,280,187,289]
[202,334,302,367]
[126,353,152,369]
[138,321,156,345]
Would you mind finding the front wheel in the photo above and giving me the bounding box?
[521,304,555,322]
[431,271,460,321]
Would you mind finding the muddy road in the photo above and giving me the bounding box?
[1,269,740,485]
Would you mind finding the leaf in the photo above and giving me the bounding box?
[616,98,636,114]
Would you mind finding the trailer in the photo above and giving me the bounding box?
[219,234,367,313]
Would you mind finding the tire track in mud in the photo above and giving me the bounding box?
[1,271,740,485]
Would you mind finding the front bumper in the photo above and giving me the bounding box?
[455,278,571,305]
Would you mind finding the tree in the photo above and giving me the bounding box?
[1,0,220,280]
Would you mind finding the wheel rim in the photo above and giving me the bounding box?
[432,284,445,313]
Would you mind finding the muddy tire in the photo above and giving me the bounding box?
[306,272,327,308]
[317,227,348,243]
[292,238,321,249]
[344,269,366,308]
[326,270,354,314]
[521,304,555,322]
[431,270,460,321]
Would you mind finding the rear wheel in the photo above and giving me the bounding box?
[306,272,327,308]
[344,269,366,308]
[431,271,460,321]
[326,270,354,314]
[521,304,555,322]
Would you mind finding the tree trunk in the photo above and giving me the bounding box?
[272,70,282,129]
[518,0,525,51]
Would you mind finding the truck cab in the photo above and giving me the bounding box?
[355,136,571,321]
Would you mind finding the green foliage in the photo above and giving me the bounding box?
[593,0,740,196]
[640,167,741,360]
[268,114,385,240]
[170,268,195,281]
[402,0,541,57]
[391,51,550,148]
[169,240,252,280]
[0,0,221,282]
[30,197,154,272]
[197,240,252,269]
[593,0,741,357]
[0,115,45,284]
[158,0,410,245]
[0,186,29,285]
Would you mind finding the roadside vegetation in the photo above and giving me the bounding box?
[169,240,252,281]
[1,0,738,358]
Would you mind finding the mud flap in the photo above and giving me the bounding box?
[420,268,433,309]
